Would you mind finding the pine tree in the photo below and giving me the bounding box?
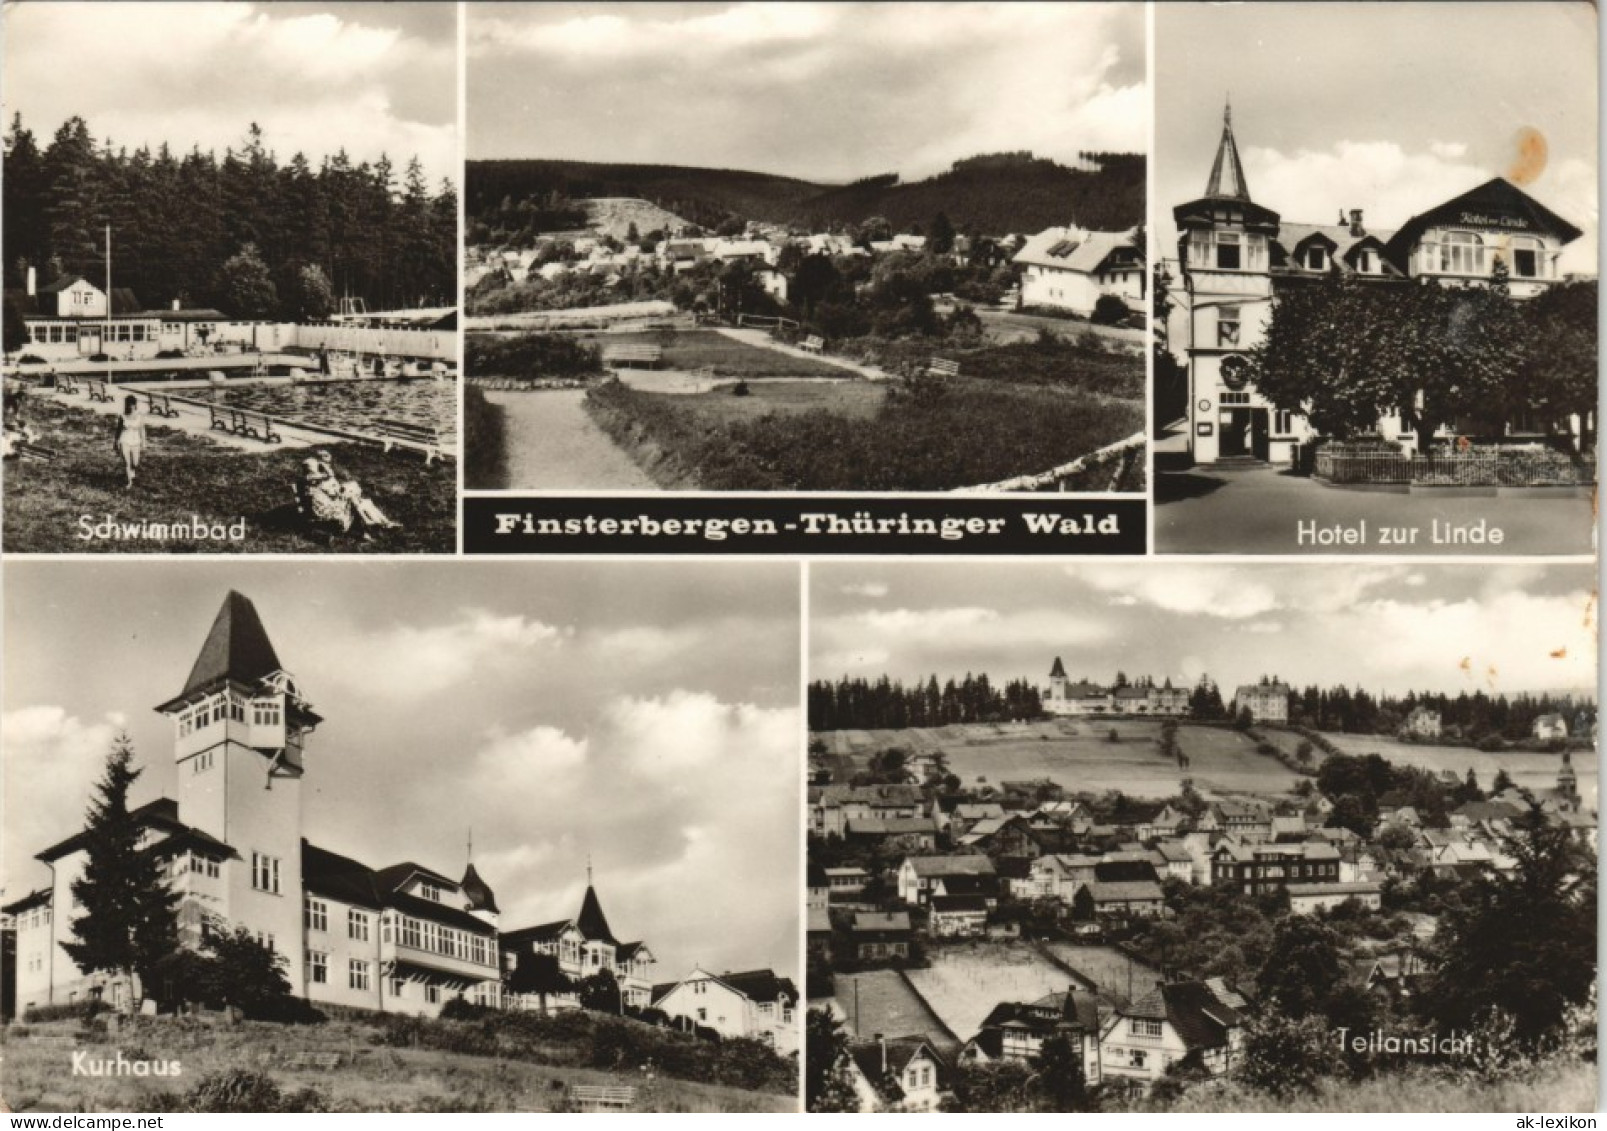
[62,735,180,1009]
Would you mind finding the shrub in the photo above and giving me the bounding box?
[731,380,751,396]
[439,996,496,1022]
[180,1068,330,1113]
[155,349,185,359]
[1091,294,1130,325]
[88,352,109,362]
[23,1000,110,1024]
[18,353,45,364]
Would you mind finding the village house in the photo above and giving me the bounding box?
[928,895,989,939]
[1042,658,1191,718]
[1287,881,1384,915]
[652,968,797,1053]
[1100,979,1250,1087]
[1013,226,1144,316]
[956,813,1042,857]
[1212,799,1273,840]
[846,1036,948,1112]
[849,912,913,962]
[1533,713,1570,740]
[807,906,833,965]
[500,882,656,1012]
[6,272,233,362]
[811,783,926,837]
[960,988,1105,1083]
[845,815,940,852]
[1402,706,1443,739]
[1074,880,1166,920]
[1169,105,1586,466]
[1232,682,1290,723]
[897,855,997,906]
[1210,840,1341,894]
[823,866,871,898]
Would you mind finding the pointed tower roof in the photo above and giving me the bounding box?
[162,591,283,705]
[1204,102,1252,201]
[576,884,618,945]
[1049,657,1067,679]
[461,862,499,914]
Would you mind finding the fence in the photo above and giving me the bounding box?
[1313,447,1596,487]
[956,432,1146,493]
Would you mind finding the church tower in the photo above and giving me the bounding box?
[1048,656,1069,706]
[1172,104,1285,465]
[1556,750,1579,811]
[154,591,322,986]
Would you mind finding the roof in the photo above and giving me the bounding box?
[1205,105,1251,201]
[1084,880,1164,903]
[849,1038,942,1095]
[720,968,798,1004]
[577,884,618,945]
[374,861,458,894]
[37,797,235,863]
[302,841,494,934]
[931,894,989,914]
[501,919,576,946]
[807,906,833,934]
[1013,227,1139,274]
[1126,981,1246,1051]
[848,816,938,837]
[460,862,499,915]
[933,874,997,897]
[1049,656,1067,678]
[1386,176,1584,260]
[1234,683,1291,698]
[1287,882,1383,898]
[817,783,924,808]
[905,855,996,878]
[2,888,52,916]
[851,911,912,934]
[157,591,303,715]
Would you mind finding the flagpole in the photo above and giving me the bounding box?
[105,225,112,383]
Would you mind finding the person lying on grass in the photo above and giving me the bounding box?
[295,449,400,541]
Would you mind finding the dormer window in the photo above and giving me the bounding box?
[1356,248,1377,274]
[1305,245,1327,270]
[421,882,442,903]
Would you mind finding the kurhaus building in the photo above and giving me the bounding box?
[1169,107,1585,466]
[7,592,644,1020]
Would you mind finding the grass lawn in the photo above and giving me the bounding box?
[905,943,1083,1041]
[1041,942,1165,1008]
[1,1017,795,1113]
[828,971,959,1053]
[579,329,850,378]
[3,399,455,553]
[660,379,884,425]
[587,375,1144,491]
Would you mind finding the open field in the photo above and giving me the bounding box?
[3,399,455,553]
[576,330,851,379]
[829,970,959,1054]
[0,1018,793,1113]
[905,943,1084,1041]
[1041,943,1164,1009]
[815,720,1300,799]
[1319,732,1598,809]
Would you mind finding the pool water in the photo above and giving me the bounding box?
[203,379,457,443]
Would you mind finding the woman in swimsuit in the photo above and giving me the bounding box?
[114,394,148,488]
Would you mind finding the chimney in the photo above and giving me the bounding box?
[875,1034,887,1075]
[172,298,181,312]
[26,266,35,296]
[1349,209,1365,237]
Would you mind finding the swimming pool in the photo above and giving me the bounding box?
[202,379,457,443]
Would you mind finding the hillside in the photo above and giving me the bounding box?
[584,197,693,241]
[467,152,1144,238]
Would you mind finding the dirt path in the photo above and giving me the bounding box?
[486,387,657,490]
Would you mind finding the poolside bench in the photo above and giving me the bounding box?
[145,390,181,418]
[55,373,80,395]
[228,408,282,444]
[282,1050,342,1071]
[800,334,825,354]
[926,357,961,379]
[87,378,114,403]
[374,418,444,465]
[9,440,57,462]
[570,1085,636,1111]
[601,344,663,369]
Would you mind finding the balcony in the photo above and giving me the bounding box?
[382,938,498,981]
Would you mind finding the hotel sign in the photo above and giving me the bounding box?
[1458,211,1533,231]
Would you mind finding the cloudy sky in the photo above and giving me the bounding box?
[812,562,1597,699]
[2,3,459,186]
[4,563,800,982]
[468,2,1146,181]
[1157,3,1598,274]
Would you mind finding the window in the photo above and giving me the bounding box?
[308,951,328,984]
[697,1007,707,1022]
[401,917,422,950]
[1274,410,1294,435]
[349,960,371,992]
[348,909,370,942]
[192,751,215,774]
[255,931,276,953]
[420,882,441,903]
[1512,239,1540,278]
[1438,231,1486,275]
[1217,305,1241,347]
[1357,248,1377,274]
[426,984,441,1005]
[252,852,281,894]
[391,978,406,998]
[1220,391,1251,407]
[1215,231,1241,270]
[1305,246,1326,270]
[305,897,328,933]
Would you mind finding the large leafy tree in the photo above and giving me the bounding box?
[1255,916,1346,1020]
[1419,804,1596,1049]
[1514,278,1597,451]
[217,242,278,320]
[61,735,180,1009]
